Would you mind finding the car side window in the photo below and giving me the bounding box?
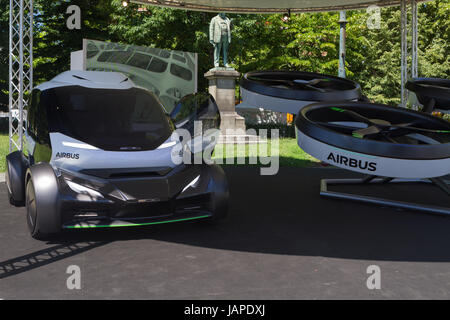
[27,89,40,139]
[33,89,50,145]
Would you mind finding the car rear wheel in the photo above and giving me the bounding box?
[5,151,28,207]
[6,166,18,206]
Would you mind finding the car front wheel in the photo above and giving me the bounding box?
[26,179,54,240]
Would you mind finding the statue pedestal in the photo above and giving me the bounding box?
[205,69,261,144]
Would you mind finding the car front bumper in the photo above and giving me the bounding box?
[55,164,219,229]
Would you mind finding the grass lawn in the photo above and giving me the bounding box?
[0,134,9,172]
[0,135,319,173]
[212,138,320,167]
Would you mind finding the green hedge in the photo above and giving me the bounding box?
[0,117,9,134]
[245,123,296,139]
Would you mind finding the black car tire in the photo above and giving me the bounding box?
[26,163,62,240]
[26,178,51,240]
[202,164,229,222]
[5,151,28,207]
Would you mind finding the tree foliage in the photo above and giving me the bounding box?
[0,0,10,112]
[33,0,116,84]
[0,0,448,109]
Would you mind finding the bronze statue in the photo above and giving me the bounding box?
[209,13,231,68]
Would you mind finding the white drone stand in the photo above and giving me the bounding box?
[320,176,450,215]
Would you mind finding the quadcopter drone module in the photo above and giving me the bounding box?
[240,71,363,114]
[295,101,450,215]
[5,71,229,240]
[240,70,450,215]
[406,78,450,114]
[296,101,450,179]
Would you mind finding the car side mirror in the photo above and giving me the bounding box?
[170,93,221,156]
[170,92,221,137]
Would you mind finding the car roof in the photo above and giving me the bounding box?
[35,70,136,91]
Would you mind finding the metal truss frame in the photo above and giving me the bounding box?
[8,0,33,152]
[401,0,419,107]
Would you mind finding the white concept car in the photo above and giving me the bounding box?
[5,71,228,239]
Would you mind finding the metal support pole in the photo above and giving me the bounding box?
[338,11,347,78]
[8,0,13,153]
[18,0,24,151]
[411,0,418,78]
[8,0,33,152]
[400,0,408,107]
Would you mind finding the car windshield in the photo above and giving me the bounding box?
[43,86,173,151]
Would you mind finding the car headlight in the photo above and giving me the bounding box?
[181,175,200,193]
[66,180,104,199]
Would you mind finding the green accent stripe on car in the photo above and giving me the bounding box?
[330,107,346,112]
[64,215,211,229]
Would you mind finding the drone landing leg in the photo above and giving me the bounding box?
[320,175,450,216]
[422,98,436,114]
[429,177,450,196]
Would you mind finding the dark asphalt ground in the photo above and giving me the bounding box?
[1,167,449,299]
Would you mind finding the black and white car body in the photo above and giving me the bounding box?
[6,71,228,239]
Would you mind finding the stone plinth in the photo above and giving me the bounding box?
[204,68,246,137]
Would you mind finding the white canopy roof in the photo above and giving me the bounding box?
[132,0,417,13]
[36,71,135,91]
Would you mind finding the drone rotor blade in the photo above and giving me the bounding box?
[317,122,363,131]
[293,79,331,92]
[304,84,327,93]
[307,78,326,85]
[389,124,450,134]
[250,76,334,92]
[248,77,294,87]
[330,107,374,125]
[352,126,381,138]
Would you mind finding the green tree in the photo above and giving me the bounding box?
[350,7,405,105]
[347,1,449,105]
[33,0,115,84]
[417,0,450,79]
[0,0,448,110]
[0,0,10,112]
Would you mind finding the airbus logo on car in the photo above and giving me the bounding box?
[55,152,80,160]
[327,152,377,172]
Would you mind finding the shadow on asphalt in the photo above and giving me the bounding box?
[0,241,110,279]
[1,167,450,276]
